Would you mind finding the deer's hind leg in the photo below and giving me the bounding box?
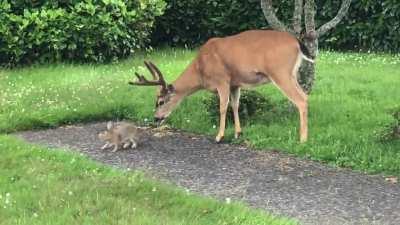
[270,72,308,143]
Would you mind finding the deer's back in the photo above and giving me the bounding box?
[196,30,300,89]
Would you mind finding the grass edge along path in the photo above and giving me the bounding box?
[0,135,298,225]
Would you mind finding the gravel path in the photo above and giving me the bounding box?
[16,122,400,225]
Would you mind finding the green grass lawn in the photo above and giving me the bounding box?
[0,49,399,177]
[0,135,296,225]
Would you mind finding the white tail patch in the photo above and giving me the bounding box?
[301,53,315,63]
[292,53,303,78]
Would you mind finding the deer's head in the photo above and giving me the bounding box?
[129,61,178,125]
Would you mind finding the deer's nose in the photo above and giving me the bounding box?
[154,117,165,126]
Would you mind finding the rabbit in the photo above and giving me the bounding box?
[98,121,139,152]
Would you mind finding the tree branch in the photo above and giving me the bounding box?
[260,0,291,32]
[317,0,352,37]
[304,0,316,34]
[292,0,303,36]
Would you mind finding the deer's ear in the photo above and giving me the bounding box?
[167,84,175,93]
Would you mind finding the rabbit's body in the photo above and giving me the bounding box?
[98,121,139,152]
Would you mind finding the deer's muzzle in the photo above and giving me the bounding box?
[154,117,165,126]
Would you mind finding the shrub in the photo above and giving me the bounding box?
[152,0,400,53]
[203,90,274,125]
[0,0,165,66]
[319,0,400,52]
[151,0,266,47]
[380,107,400,142]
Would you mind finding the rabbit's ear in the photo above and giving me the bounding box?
[106,121,114,130]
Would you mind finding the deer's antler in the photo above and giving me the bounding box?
[147,61,167,87]
[129,61,167,89]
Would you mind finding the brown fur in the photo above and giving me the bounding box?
[98,121,139,152]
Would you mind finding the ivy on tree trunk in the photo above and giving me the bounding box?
[260,0,352,94]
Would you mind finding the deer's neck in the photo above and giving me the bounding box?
[172,62,202,97]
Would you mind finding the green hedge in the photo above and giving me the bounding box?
[151,0,266,47]
[151,0,400,53]
[0,0,165,66]
[320,0,400,52]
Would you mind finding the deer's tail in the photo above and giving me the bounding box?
[298,39,315,63]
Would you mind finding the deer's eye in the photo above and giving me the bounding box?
[156,98,165,107]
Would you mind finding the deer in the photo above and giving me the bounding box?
[129,30,314,143]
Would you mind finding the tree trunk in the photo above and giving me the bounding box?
[299,37,318,94]
[299,61,315,94]
[260,0,352,94]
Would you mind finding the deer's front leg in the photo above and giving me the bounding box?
[216,86,230,143]
[230,87,241,139]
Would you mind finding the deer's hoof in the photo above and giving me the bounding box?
[300,136,308,143]
[234,132,242,139]
[215,135,224,143]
